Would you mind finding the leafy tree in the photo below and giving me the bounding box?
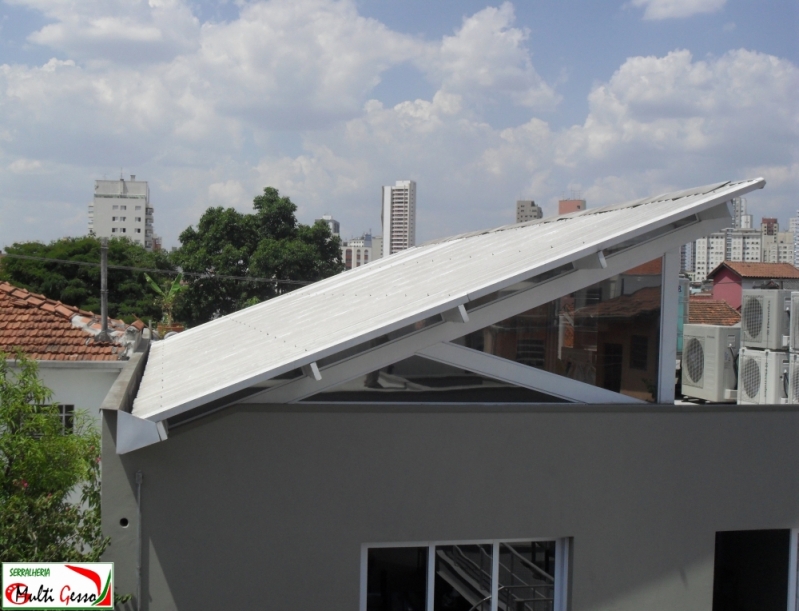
[144,273,187,326]
[173,187,343,326]
[0,352,107,562]
[0,236,175,323]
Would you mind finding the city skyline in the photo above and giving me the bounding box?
[0,0,796,250]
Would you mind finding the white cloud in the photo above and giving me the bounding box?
[6,0,200,63]
[8,159,43,174]
[422,3,560,111]
[630,0,726,20]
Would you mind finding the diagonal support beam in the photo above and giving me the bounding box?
[241,211,729,405]
[417,342,642,404]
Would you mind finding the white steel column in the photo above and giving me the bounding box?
[658,248,680,403]
[427,546,436,611]
[418,342,642,403]
[491,542,499,611]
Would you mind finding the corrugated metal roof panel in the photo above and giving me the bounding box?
[133,178,764,420]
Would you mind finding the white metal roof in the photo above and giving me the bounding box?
[132,178,764,421]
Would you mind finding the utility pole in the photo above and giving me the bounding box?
[96,238,111,343]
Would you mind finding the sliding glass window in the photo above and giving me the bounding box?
[363,539,569,611]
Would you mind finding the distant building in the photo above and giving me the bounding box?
[341,233,380,270]
[516,200,542,223]
[315,215,340,237]
[558,198,586,215]
[89,176,156,250]
[381,180,416,256]
[792,211,799,266]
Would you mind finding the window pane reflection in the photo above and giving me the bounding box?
[498,542,556,611]
[367,547,428,611]
[434,545,492,611]
[458,259,663,402]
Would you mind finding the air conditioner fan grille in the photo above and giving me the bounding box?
[684,338,704,386]
[742,296,764,342]
[741,356,761,400]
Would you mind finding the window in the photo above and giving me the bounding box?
[120,216,126,221]
[363,539,569,611]
[135,228,141,233]
[458,259,663,402]
[713,529,791,611]
[135,205,142,210]
[111,216,117,221]
[121,228,126,233]
[112,205,119,210]
[629,335,648,370]
[111,228,117,233]
[120,205,127,210]
[58,404,74,432]
[135,217,142,222]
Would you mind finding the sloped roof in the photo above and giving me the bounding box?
[708,261,799,280]
[0,281,142,361]
[132,178,765,421]
[687,298,740,326]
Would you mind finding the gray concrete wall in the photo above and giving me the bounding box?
[102,404,799,611]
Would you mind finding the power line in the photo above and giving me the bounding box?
[0,252,312,286]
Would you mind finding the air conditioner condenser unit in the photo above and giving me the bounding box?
[788,292,799,353]
[788,353,799,405]
[682,324,740,402]
[738,348,789,405]
[741,289,791,350]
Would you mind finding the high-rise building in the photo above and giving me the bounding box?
[381,180,416,256]
[516,200,542,223]
[315,215,340,237]
[558,198,586,215]
[89,176,156,250]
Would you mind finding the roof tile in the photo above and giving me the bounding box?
[688,298,741,326]
[708,261,799,279]
[0,282,140,361]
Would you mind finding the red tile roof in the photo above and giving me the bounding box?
[574,286,661,318]
[623,259,663,275]
[0,281,138,361]
[688,298,741,326]
[707,261,799,279]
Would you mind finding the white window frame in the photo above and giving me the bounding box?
[359,537,570,611]
[789,529,798,611]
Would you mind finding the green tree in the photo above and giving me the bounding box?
[173,187,343,326]
[144,273,187,326]
[0,352,107,562]
[0,236,175,323]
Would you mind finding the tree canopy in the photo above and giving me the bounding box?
[172,187,343,326]
[0,236,174,323]
[0,352,106,562]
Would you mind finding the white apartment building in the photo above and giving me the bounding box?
[381,180,416,256]
[693,232,727,280]
[341,233,382,270]
[89,176,156,250]
[691,213,796,280]
[516,200,542,223]
[792,212,799,266]
[727,228,763,262]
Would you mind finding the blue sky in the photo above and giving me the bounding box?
[0,0,796,249]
